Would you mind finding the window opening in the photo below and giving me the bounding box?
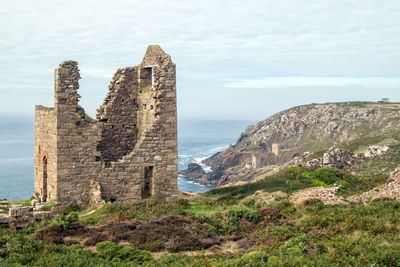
[142,166,153,199]
[42,156,48,202]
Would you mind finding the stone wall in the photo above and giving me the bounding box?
[34,106,57,202]
[96,67,139,163]
[34,45,178,205]
[272,143,279,156]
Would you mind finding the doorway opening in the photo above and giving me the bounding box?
[142,166,153,199]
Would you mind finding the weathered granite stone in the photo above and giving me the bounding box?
[9,215,34,229]
[305,145,391,169]
[31,199,39,207]
[34,45,178,205]
[179,163,206,179]
[89,179,105,208]
[0,214,11,224]
[34,203,46,211]
[9,206,31,217]
[291,185,348,205]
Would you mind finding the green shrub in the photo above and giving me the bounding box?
[310,167,343,185]
[54,213,78,231]
[95,241,152,264]
[311,179,328,187]
[115,246,152,264]
[227,206,261,224]
[280,234,311,257]
[238,251,269,266]
[62,204,81,214]
[96,241,119,261]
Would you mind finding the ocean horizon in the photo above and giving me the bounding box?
[0,114,254,200]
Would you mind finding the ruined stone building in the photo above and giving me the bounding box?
[34,45,178,205]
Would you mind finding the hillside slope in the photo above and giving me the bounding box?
[200,102,400,185]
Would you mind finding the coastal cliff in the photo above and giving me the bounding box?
[194,102,400,185]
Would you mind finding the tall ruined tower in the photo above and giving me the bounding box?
[34,45,178,205]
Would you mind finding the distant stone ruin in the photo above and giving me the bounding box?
[272,143,279,156]
[34,45,178,205]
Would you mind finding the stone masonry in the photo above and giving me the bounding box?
[271,143,279,156]
[34,45,178,205]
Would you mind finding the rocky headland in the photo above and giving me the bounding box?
[181,101,400,186]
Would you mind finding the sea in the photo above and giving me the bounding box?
[0,115,253,200]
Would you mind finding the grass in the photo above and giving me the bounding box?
[3,197,400,266]
[184,201,226,216]
[307,140,328,151]
[1,166,398,266]
[39,202,56,211]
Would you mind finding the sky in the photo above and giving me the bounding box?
[0,0,399,121]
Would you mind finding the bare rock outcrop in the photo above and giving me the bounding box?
[304,145,390,169]
[291,186,348,205]
[353,166,400,203]
[306,149,354,169]
[178,163,206,179]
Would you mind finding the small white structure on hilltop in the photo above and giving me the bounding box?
[381,98,390,103]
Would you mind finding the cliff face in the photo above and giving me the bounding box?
[201,102,400,185]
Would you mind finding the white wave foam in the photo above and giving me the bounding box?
[207,145,229,154]
[200,163,212,173]
[178,143,230,173]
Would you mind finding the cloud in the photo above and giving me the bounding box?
[0,0,400,118]
[223,77,400,89]
[80,68,115,79]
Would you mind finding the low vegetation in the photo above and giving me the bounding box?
[204,166,387,200]
[1,166,399,266]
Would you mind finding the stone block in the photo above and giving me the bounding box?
[31,199,39,207]
[167,165,177,172]
[34,203,46,211]
[9,206,30,217]
[10,215,34,229]
[0,214,11,224]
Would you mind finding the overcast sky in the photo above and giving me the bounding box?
[0,0,399,120]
